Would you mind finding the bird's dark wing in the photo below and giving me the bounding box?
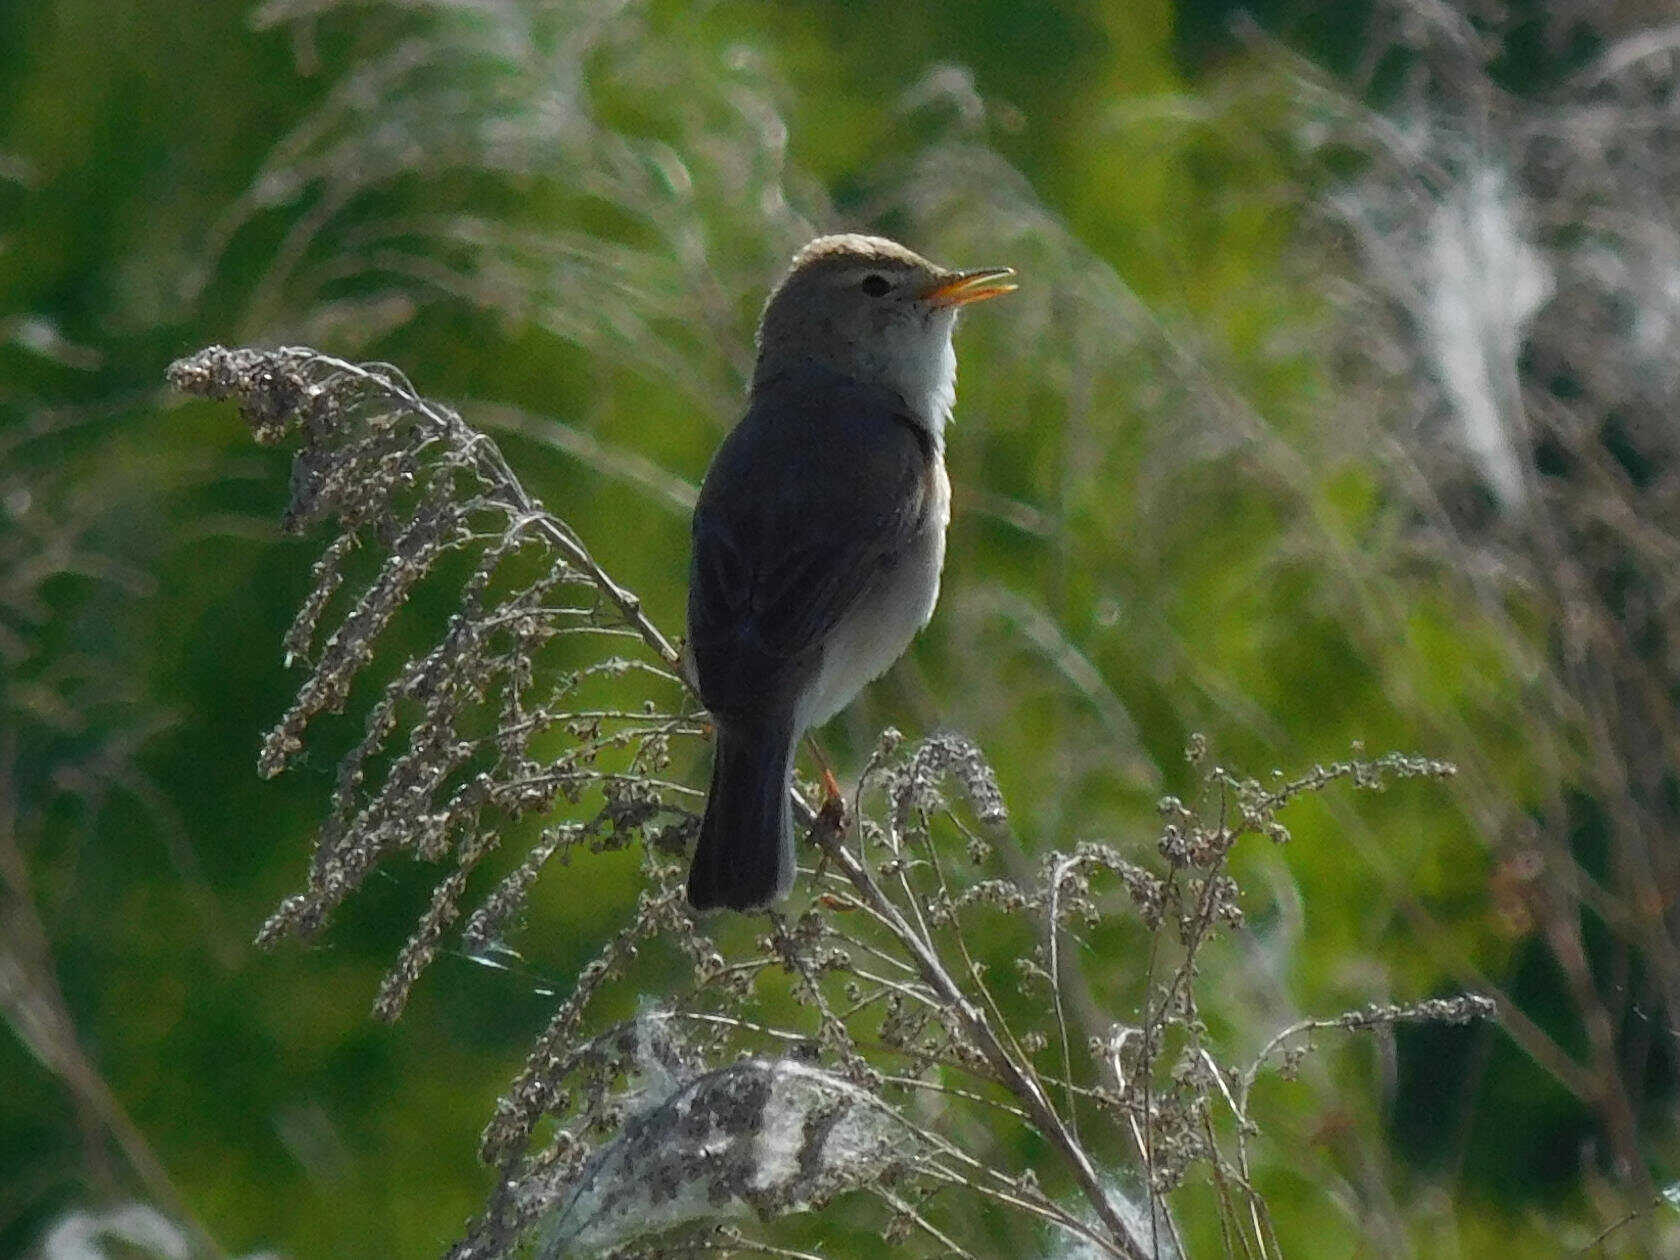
[687,370,934,721]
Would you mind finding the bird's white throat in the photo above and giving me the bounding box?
[868,310,958,439]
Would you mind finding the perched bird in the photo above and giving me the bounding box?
[685,234,1016,911]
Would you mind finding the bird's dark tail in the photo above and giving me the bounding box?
[687,717,797,912]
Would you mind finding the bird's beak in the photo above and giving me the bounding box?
[921,267,1018,308]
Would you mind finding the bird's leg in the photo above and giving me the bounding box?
[803,734,848,899]
[804,734,845,825]
[805,734,843,805]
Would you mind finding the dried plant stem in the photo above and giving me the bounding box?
[811,816,1151,1260]
[172,342,1494,1257]
[288,352,682,669]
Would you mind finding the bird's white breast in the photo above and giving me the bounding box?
[799,460,950,731]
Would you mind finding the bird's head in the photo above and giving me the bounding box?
[753,234,1015,429]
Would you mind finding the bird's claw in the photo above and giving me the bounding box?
[818,767,845,829]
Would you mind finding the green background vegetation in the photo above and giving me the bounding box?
[3,0,1672,1255]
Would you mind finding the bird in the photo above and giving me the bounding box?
[684,233,1016,911]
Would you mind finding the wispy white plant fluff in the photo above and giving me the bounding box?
[1297,4,1680,1215]
[542,1030,910,1257]
[1422,166,1551,506]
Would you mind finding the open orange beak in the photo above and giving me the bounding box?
[921,266,1018,308]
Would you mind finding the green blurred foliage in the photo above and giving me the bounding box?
[1,0,1665,1256]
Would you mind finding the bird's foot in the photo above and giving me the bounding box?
[818,766,845,828]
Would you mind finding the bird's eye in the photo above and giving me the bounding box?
[860,274,891,297]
